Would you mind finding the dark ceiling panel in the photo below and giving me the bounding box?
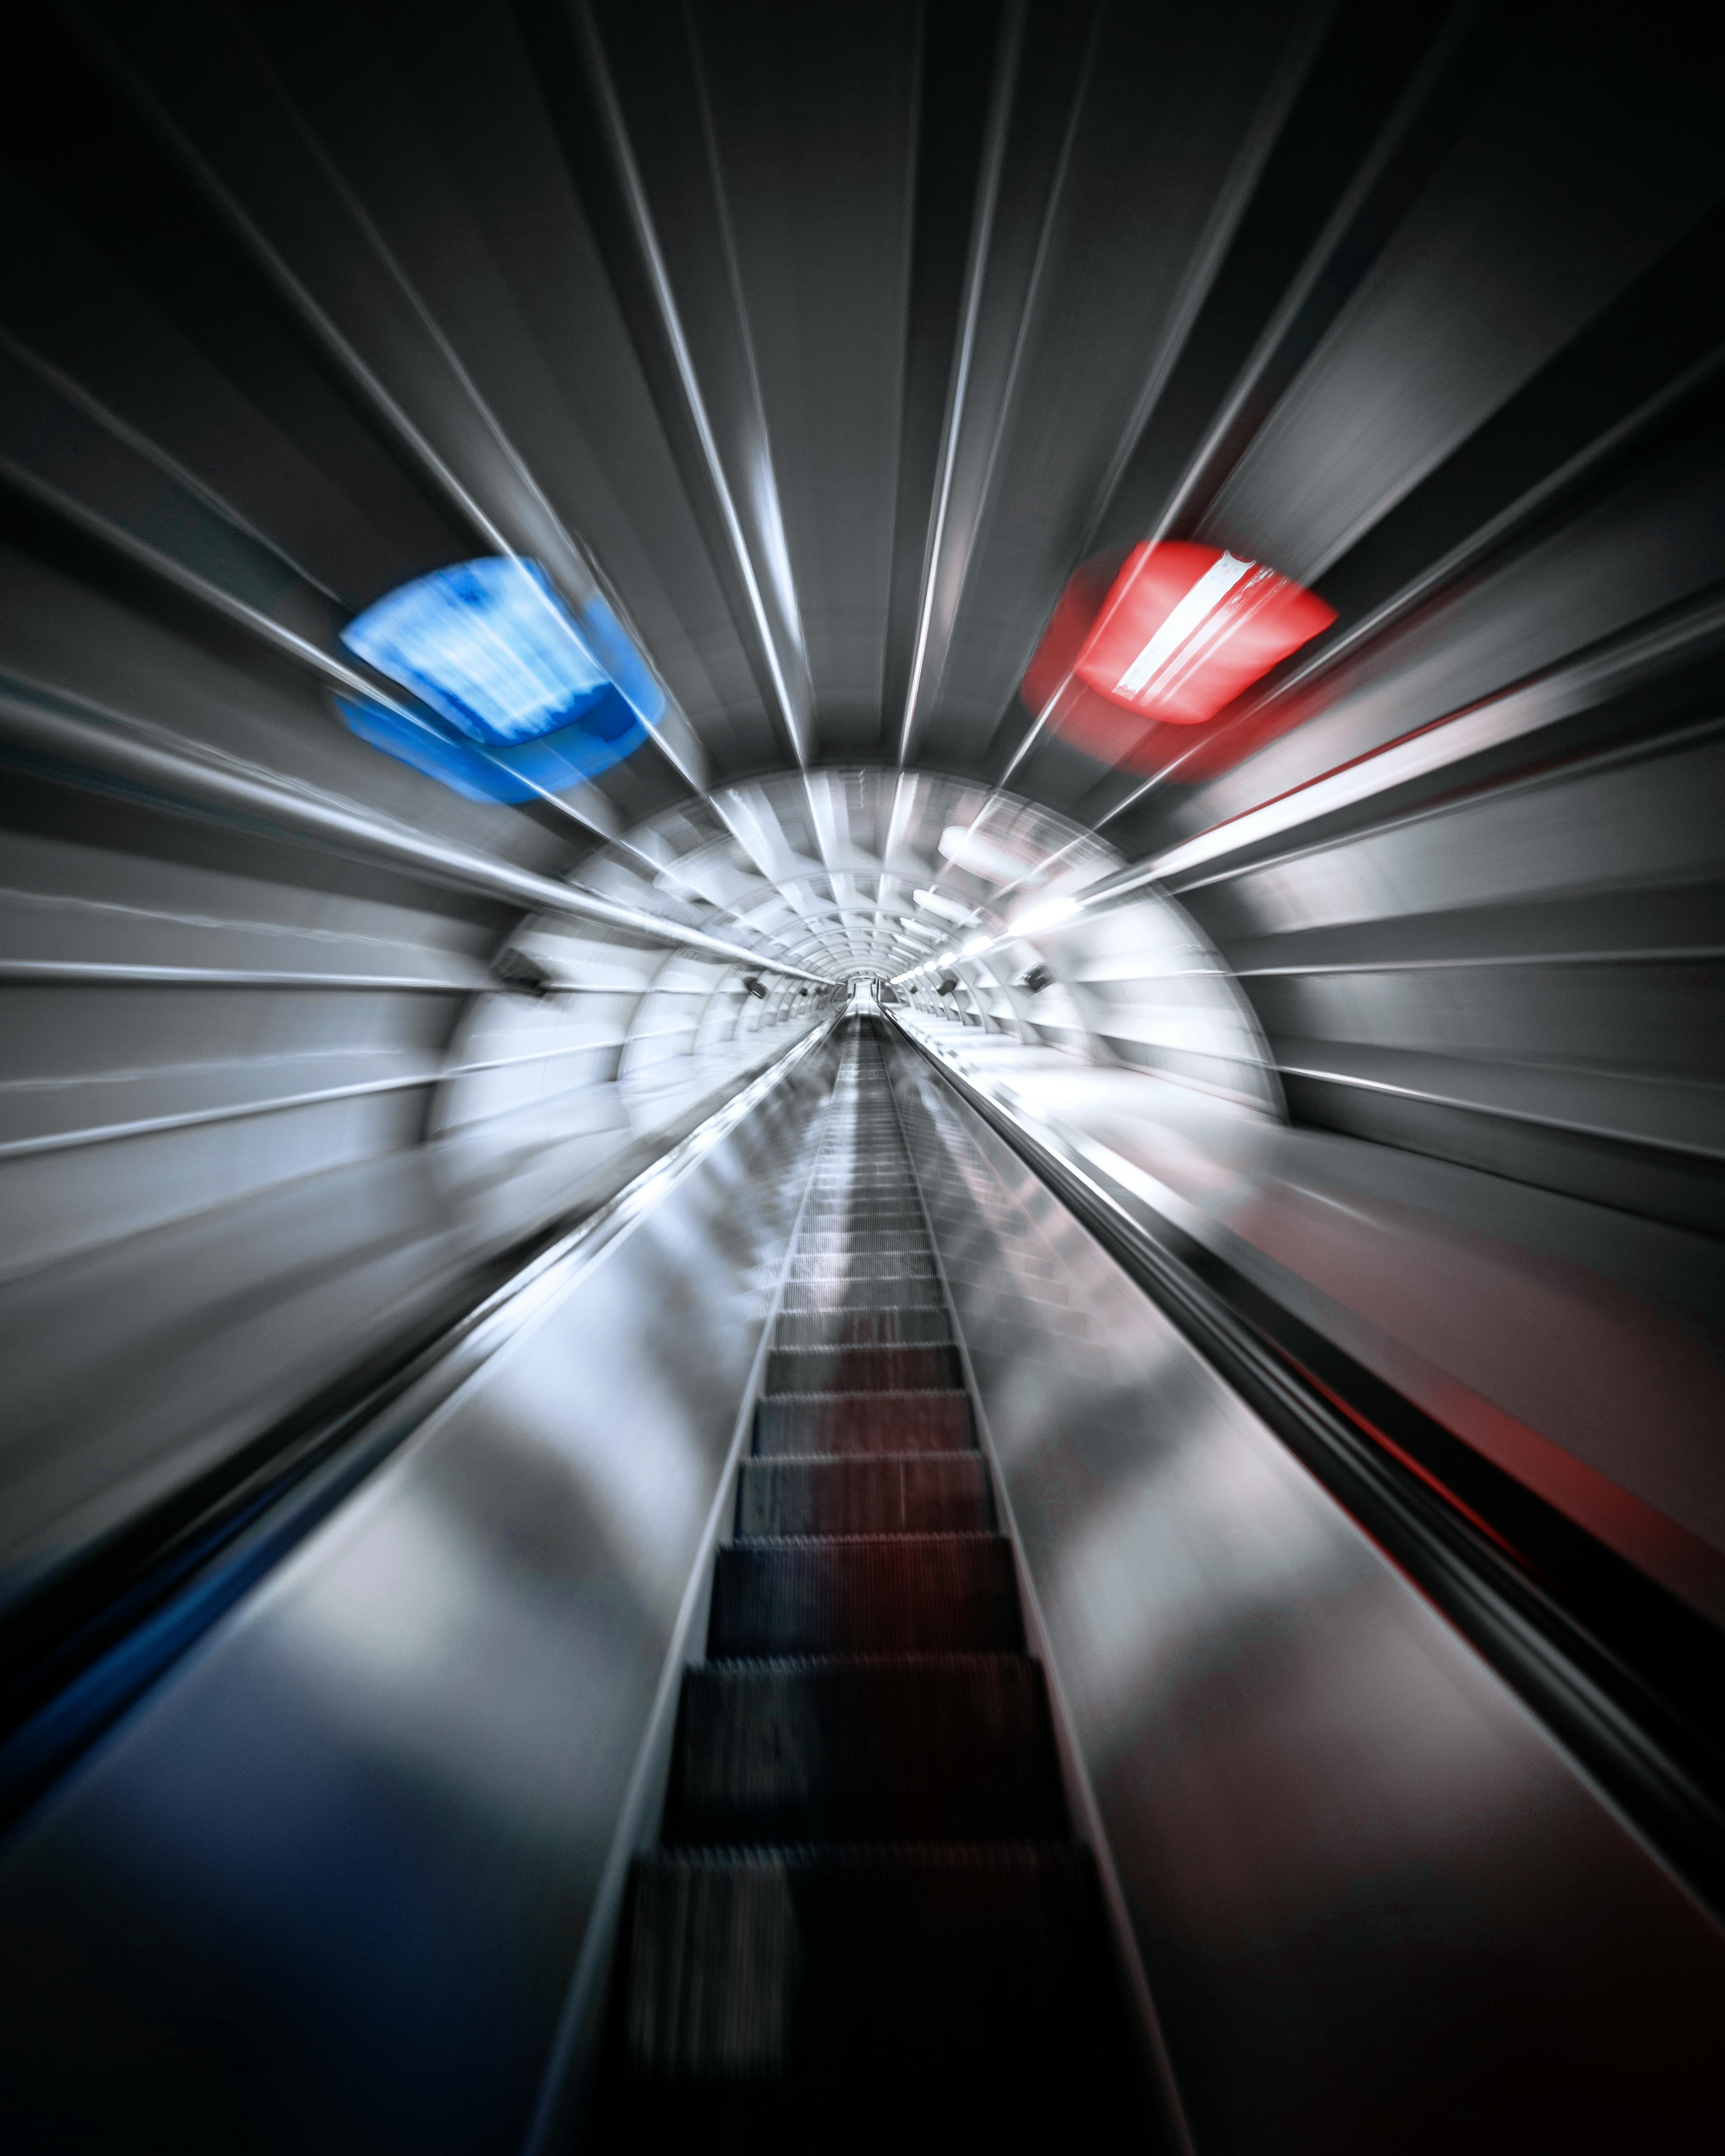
[920,0,1319,772]
[691,0,921,758]
[2,0,1721,946]
[1203,24,1725,584]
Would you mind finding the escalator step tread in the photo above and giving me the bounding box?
[772,1308,952,1348]
[708,1535,1021,1656]
[755,1391,971,1456]
[611,1844,1144,2133]
[664,1656,1064,1843]
[764,1343,962,1396]
[781,1278,945,1312]
[737,1453,988,1535]
[793,1232,932,1253]
[799,1203,926,1222]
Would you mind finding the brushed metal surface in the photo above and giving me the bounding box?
[0,1031,839,2154]
[885,1032,1725,2154]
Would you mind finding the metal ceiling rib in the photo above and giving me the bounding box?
[577,767,1121,984]
[0,9,1430,878]
[557,0,812,769]
[0,674,822,976]
[3,1,1721,991]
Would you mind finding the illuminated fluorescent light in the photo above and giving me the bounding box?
[961,936,990,956]
[1115,551,1252,698]
[1012,893,1082,937]
[937,827,1041,884]
[913,888,976,924]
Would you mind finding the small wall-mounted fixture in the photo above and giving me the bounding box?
[492,947,557,999]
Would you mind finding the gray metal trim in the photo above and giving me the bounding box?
[1274,1059,1725,1163]
[0,677,821,977]
[0,1069,440,1161]
[1119,592,1725,892]
[0,961,484,990]
[569,0,811,769]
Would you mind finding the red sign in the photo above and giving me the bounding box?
[1019,543,1335,780]
[1073,541,1334,725]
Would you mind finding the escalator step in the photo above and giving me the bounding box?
[612,1844,1142,2136]
[755,1391,971,1455]
[794,1228,925,1249]
[708,1535,1022,1656]
[789,1255,939,1280]
[664,1656,1063,1843]
[764,1343,962,1396]
[782,1278,945,1313]
[772,1307,952,1348]
[800,1203,925,1221]
[737,1452,988,1536]
[793,1242,931,1259]
[793,1233,923,1250]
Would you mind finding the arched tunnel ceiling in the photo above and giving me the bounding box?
[7,0,1721,998]
[582,768,1121,981]
[2,0,1723,1307]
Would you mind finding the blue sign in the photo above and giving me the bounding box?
[338,557,664,801]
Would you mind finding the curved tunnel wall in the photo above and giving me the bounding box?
[0,750,820,1605]
[1174,722,1725,1239]
[2,4,1723,1688]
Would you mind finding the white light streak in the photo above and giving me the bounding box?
[1115,550,1253,698]
[1012,892,1082,937]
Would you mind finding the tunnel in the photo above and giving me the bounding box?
[1,3,1724,2148]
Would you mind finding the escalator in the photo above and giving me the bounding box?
[3,1018,1723,2153]
[597,1020,1149,2143]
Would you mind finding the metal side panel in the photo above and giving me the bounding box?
[0,1036,840,2156]
[883,1033,1725,2156]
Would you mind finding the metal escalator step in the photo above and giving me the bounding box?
[781,1276,945,1312]
[764,1343,962,1396]
[664,1656,1062,1844]
[754,1390,971,1456]
[736,1453,989,1536]
[796,1217,926,1240]
[804,1184,913,1196]
[772,1307,952,1348]
[612,1844,1141,2132]
[802,1190,920,1208]
[793,1224,923,1242]
[792,1236,932,1256]
[708,1535,1022,1656]
[789,1254,938,1280]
